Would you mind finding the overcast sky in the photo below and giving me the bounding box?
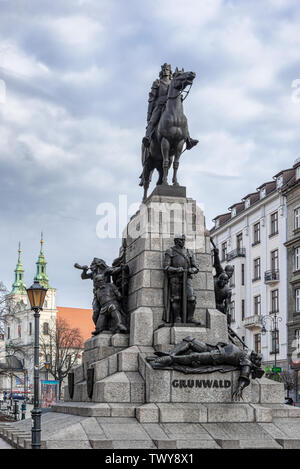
[1,0,300,308]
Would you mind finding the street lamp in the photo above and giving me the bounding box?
[261,311,282,378]
[27,280,48,450]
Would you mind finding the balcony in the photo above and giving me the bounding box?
[226,248,246,261]
[264,269,280,284]
[243,315,262,329]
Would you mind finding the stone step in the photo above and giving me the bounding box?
[52,402,139,418]
[93,371,145,403]
[275,438,300,449]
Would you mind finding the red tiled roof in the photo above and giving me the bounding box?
[57,306,94,343]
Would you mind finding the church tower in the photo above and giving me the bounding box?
[11,242,27,295]
[34,233,50,289]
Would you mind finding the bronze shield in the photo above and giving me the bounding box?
[68,372,74,399]
[87,367,94,399]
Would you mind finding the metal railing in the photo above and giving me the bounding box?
[264,269,280,283]
[226,248,246,261]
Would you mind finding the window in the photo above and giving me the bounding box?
[295,247,300,272]
[43,322,49,335]
[241,299,245,321]
[254,295,261,315]
[245,198,250,209]
[296,289,300,313]
[295,208,300,230]
[29,322,32,336]
[7,326,10,339]
[260,187,266,199]
[271,249,279,271]
[270,212,278,236]
[221,242,227,261]
[253,222,260,244]
[241,263,245,286]
[297,166,300,180]
[18,324,21,338]
[254,334,262,354]
[253,258,261,280]
[236,233,243,251]
[271,329,279,354]
[271,289,279,313]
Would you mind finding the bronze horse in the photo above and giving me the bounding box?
[140,69,196,202]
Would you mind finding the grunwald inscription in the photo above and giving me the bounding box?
[172,379,231,389]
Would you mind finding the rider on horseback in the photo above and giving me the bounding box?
[142,63,198,150]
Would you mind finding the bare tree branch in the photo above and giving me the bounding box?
[40,317,83,398]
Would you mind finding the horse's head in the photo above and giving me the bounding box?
[171,67,196,94]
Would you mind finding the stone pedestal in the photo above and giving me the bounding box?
[124,190,214,335]
[62,189,286,427]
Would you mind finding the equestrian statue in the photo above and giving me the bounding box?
[139,63,198,202]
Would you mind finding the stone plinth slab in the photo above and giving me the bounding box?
[130,307,153,346]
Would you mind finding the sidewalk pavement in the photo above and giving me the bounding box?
[0,437,13,449]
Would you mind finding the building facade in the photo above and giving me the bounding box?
[210,164,297,374]
[1,238,57,397]
[283,160,300,402]
[0,237,93,398]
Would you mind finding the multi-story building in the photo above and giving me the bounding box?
[283,159,300,402]
[210,163,297,374]
[0,237,93,398]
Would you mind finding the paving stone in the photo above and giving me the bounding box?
[176,439,220,449]
[141,423,169,440]
[161,423,211,440]
[80,417,105,439]
[100,422,151,441]
[112,440,157,449]
[240,439,282,449]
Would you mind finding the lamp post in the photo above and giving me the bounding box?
[27,280,48,450]
[261,311,282,378]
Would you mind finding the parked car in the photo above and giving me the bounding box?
[8,393,29,401]
[285,396,295,406]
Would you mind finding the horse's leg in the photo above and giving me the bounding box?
[172,139,185,186]
[142,162,152,203]
[161,137,170,185]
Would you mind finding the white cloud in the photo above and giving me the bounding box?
[48,15,104,49]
